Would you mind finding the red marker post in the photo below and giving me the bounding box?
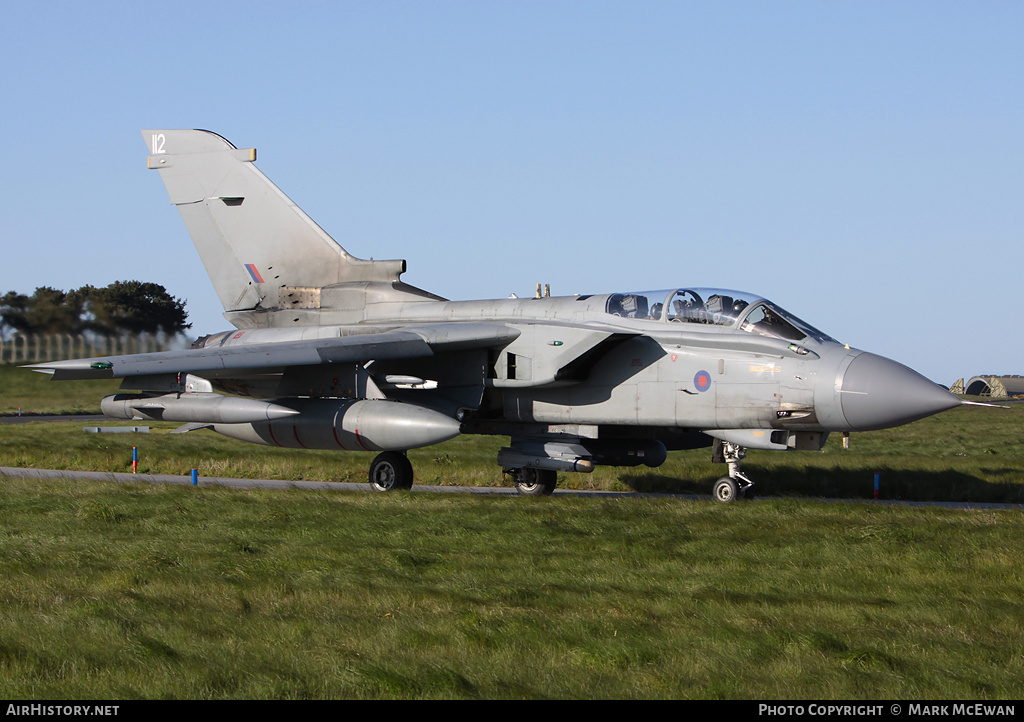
[132,447,138,474]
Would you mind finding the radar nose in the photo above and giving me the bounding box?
[839,352,960,431]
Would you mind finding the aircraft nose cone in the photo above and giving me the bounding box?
[840,352,960,431]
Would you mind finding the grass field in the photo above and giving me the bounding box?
[0,365,123,416]
[1,479,1022,699]
[1,365,1022,699]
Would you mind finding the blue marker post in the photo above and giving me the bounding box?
[132,447,138,474]
[874,472,880,500]
[191,469,198,486]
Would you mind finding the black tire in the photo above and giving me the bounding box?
[713,476,739,503]
[368,452,414,491]
[513,468,558,496]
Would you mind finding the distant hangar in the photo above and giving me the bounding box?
[954,375,1024,397]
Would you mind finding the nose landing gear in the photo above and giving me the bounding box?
[712,441,754,503]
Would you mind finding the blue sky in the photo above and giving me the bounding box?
[1,1,1021,385]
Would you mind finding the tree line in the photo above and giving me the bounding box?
[0,281,190,338]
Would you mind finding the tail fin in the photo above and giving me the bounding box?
[142,129,412,317]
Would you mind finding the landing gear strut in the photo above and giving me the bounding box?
[505,467,558,496]
[712,441,754,503]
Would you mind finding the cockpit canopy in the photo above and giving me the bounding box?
[605,288,836,345]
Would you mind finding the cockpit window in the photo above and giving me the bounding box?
[740,302,836,344]
[740,304,804,341]
[666,290,748,326]
[606,292,663,320]
[606,289,754,326]
[604,288,836,344]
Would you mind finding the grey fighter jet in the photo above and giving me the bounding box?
[28,130,963,501]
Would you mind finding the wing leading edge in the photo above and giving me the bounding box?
[26,323,521,381]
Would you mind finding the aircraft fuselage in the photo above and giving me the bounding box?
[195,287,958,452]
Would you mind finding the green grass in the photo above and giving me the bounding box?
[0,479,1021,699]
[0,365,121,415]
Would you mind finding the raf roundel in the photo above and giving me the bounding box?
[694,370,712,393]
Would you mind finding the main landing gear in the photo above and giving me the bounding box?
[368,451,414,492]
[504,467,558,496]
[712,441,754,503]
[367,451,561,496]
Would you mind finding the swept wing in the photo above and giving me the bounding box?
[26,322,520,381]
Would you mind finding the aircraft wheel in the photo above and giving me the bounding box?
[368,452,414,492]
[713,476,739,503]
[513,468,558,496]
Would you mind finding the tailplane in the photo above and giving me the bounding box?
[142,130,437,326]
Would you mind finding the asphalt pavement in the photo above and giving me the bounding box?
[2,465,1022,509]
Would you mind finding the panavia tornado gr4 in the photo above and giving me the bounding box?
[29,130,963,501]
